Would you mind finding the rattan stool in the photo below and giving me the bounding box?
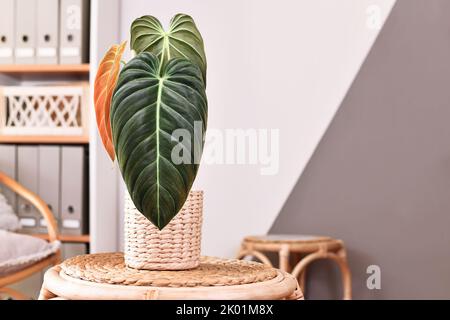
[237,235,352,299]
[38,253,303,300]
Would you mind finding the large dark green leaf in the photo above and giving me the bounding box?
[130,13,207,84]
[111,52,207,229]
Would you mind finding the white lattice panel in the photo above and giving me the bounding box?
[0,86,89,136]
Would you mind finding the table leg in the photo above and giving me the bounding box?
[278,244,291,272]
[291,249,352,300]
[337,246,352,300]
[291,252,306,295]
[299,267,307,294]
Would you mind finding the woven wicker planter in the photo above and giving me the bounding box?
[124,191,203,271]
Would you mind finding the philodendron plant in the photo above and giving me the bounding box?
[94,14,207,230]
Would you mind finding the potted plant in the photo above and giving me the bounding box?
[93,14,207,270]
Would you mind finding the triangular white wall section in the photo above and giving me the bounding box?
[119,0,396,256]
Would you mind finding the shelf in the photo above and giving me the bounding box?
[0,64,90,75]
[0,135,89,144]
[32,234,90,244]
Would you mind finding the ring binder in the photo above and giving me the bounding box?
[15,0,38,64]
[37,0,60,64]
[0,0,15,64]
[59,0,90,64]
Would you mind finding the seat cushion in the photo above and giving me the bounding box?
[0,193,20,231]
[0,230,60,276]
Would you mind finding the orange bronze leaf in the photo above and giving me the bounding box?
[93,41,127,160]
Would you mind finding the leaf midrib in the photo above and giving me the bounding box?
[155,76,166,228]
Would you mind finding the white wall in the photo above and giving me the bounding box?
[118,0,395,257]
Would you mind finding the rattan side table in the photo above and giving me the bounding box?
[39,253,303,300]
[237,235,352,299]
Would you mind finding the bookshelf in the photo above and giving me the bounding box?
[0,64,90,75]
[0,61,91,250]
[0,0,123,259]
[0,135,89,145]
[31,233,90,244]
[0,0,126,299]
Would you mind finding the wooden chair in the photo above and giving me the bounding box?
[0,172,60,300]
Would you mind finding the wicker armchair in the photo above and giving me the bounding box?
[0,172,60,300]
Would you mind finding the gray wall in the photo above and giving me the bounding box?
[271,0,450,299]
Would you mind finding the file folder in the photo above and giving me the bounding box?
[37,0,60,64]
[60,146,86,235]
[0,0,15,64]
[15,0,38,64]
[17,146,40,232]
[0,145,17,210]
[59,0,90,64]
[38,146,60,233]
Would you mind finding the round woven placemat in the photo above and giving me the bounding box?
[60,253,278,287]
